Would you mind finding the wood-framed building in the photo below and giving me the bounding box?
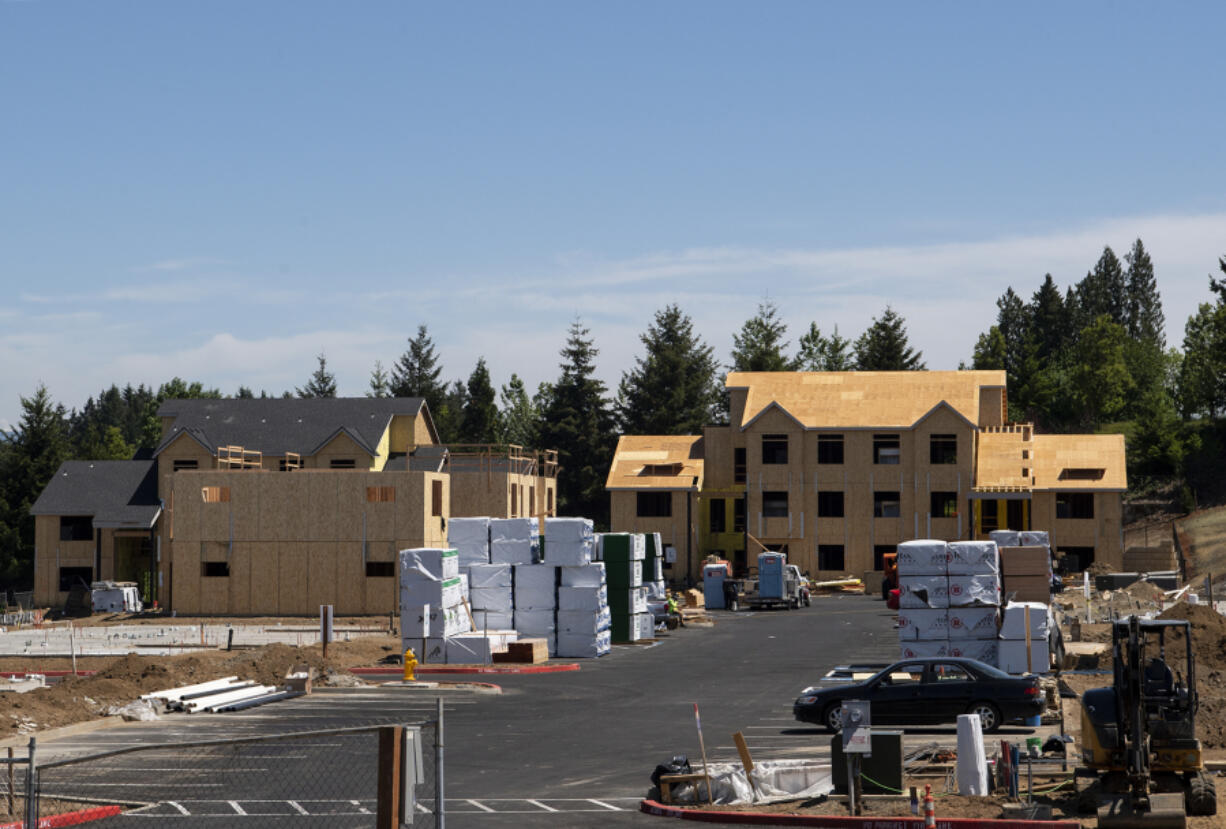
[607,371,1127,584]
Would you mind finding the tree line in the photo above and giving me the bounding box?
[2,241,1224,588]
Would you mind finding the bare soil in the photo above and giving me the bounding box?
[0,635,401,735]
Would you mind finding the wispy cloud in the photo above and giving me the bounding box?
[132,257,231,273]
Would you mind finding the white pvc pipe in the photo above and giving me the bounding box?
[185,684,277,712]
[213,690,298,712]
[141,676,241,703]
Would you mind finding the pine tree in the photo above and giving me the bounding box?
[995,288,1032,393]
[730,301,792,371]
[1178,295,1226,418]
[617,304,720,435]
[498,374,540,447]
[795,324,853,371]
[0,386,69,583]
[538,320,615,526]
[1029,274,1067,362]
[235,386,255,399]
[853,307,925,371]
[460,358,499,443]
[1069,315,1134,427]
[971,326,1007,370]
[1073,247,1128,329]
[297,353,337,398]
[1124,238,1165,348]
[390,325,446,412]
[367,360,391,398]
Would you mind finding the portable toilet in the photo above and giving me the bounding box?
[757,552,786,599]
[703,562,729,609]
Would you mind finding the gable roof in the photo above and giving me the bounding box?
[726,370,1006,430]
[31,460,161,528]
[154,397,432,458]
[606,435,704,491]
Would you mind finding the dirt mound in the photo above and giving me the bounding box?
[0,635,401,736]
[1155,602,1226,747]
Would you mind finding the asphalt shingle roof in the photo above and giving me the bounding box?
[30,460,161,528]
[154,397,429,458]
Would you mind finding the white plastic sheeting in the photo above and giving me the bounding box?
[956,714,990,794]
[1001,601,1049,639]
[448,518,491,567]
[947,574,1002,608]
[946,607,1000,640]
[558,585,607,611]
[468,563,512,589]
[561,563,605,588]
[896,540,950,575]
[899,575,950,608]
[544,517,595,566]
[513,565,558,610]
[947,541,1000,575]
[399,548,460,581]
[664,760,833,806]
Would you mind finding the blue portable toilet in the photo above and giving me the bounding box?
[757,552,786,599]
[703,562,729,609]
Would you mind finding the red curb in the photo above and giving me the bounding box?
[0,804,123,828]
[639,800,1078,828]
[350,663,581,675]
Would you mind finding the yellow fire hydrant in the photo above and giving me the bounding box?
[403,647,418,682]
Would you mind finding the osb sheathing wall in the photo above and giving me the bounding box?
[1030,491,1123,568]
[535,476,557,518]
[609,489,693,570]
[311,432,374,470]
[167,469,447,615]
[33,515,94,606]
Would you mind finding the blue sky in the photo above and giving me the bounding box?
[2,2,1224,430]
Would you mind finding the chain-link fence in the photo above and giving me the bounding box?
[21,711,442,827]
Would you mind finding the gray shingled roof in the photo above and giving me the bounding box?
[30,461,161,528]
[154,397,430,458]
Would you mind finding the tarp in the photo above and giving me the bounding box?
[896,540,949,576]
[560,563,605,587]
[664,760,833,806]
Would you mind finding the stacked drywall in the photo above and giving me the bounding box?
[557,563,611,657]
[602,533,650,642]
[448,517,491,567]
[491,517,539,565]
[468,563,513,630]
[399,547,472,663]
[514,563,559,655]
[998,601,1050,674]
[897,539,1000,666]
[643,532,666,599]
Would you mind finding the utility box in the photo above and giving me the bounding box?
[757,553,786,599]
[831,730,903,794]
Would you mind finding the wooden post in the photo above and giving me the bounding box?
[733,731,756,796]
[375,726,403,829]
[693,704,713,804]
[6,747,12,815]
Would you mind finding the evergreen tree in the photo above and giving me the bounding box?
[995,288,1032,391]
[854,307,925,370]
[730,301,792,371]
[1129,385,1186,482]
[138,378,223,448]
[0,386,69,584]
[460,358,499,443]
[433,380,467,444]
[795,324,853,371]
[498,374,540,447]
[390,325,446,412]
[1125,238,1165,348]
[1072,247,1127,330]
[367,360,391,398]
[235,386,255,399]
[1178,295,1226,418]
[538,320,615,526]
[1069,315,1134,427]
[296,353,337,398]
[971,326,1007,370]
[617,304,721,435]
[1029,274,1067,363]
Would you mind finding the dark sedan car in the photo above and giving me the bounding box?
[793,657,1044,733]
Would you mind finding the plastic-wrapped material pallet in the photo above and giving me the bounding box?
[644,581,667,600]
[557,629,610,658]
[513,564,558,611]
[560,563,605,588]
[513,608,556,636]
[947,574,1001,608]
[899,575,949,608]
[557,607,612,635]
[998,638,1049,674]
[405,637,448,664]
[399,548,460,581]
[634,611,655,640]
[643,558,664,582]
[448,517,491,567]
[947,640,999,664]
[400,602,470,638]
[1018,530,1050,547]
[469,587,512,614]
[468,563,512,589]
[599,533,646,561]
[446,633,508,664]
[947,541,1000,576]
[947,607,1000,640]
[989,530,1021,548]
[400,576,464,612]
[471,609,513,630]
[558,585,607,611]
[606,559,643,590]
[491,518,539,565]
[897,608,948,641]
[896,540,949,575]
[1000,601,1049,639]
[900,640,951,659]
[608,586,647,615]
[544,517,594,544]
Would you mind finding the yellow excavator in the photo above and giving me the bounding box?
[1077,616,1216,828]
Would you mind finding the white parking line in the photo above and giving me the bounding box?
[526,799,558,812]
[167,801,190,815]
[287,801,309,815]
[350,799,372,815]
[588,799,622,810]
[228,801,246,816]
[468,799,496,812]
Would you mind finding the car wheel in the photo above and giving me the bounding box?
[968,701,1002,732]
[803,593,811,607]
[823,703,843,733]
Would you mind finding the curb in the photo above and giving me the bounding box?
[373,680,503,694]
[350,663,580,676]
[0,804,122,828]
[0,717,126,751]
[639,800,1078,828]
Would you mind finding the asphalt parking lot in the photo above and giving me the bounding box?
[25,595,1053,827]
